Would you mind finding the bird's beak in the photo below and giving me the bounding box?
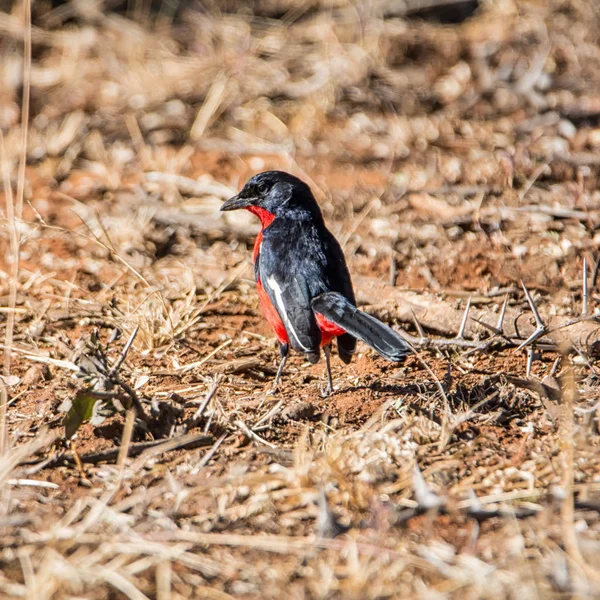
[220,194,254,212]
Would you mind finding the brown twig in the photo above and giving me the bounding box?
[33,432,214,467]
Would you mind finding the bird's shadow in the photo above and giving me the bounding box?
[336,375,528,421]
[336,380,436,398]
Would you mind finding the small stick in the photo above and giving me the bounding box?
[315,489,348,538]
[253,398,285,429]
[456,296,472,340]
[516,281,547,350]
[215,358,262,374]
[185,376,222,433]
[517,161,549,203]
[521,281,545,329]
[516,328,546,351]
[413,464,443,510]
[582,256,589,317]
[71,445,86,478]
[469,294,510,339]
[592,255,600,290]
[6,479,59,489]
[526,346,534,378]
[144,171,234,199]
[389,255,398,287]
[486,286,519,298]
[192,433,227,473]
[234,418,277,448]
[410,308,426,343]
[20,354,79,372]
[175,339,232,374]
[39,433,214,467]
[110,326,139,377]
[497,295,509,334]
[114,377,148,420]
[470,317,501,336]
[546,313,599,335]
[203,409,215,434]
[117,409,136,468]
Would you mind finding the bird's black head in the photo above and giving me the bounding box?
[220,171,322,224]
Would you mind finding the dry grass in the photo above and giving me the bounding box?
[2,0,600,598]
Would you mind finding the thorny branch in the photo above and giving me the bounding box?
[398,261,598,373]
[60,327,149,438]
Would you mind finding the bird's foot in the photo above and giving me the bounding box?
[321,345,334,398]
[320,383,334,398]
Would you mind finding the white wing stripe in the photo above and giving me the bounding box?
[266,275,311,352]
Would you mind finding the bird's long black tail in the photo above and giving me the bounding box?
[311,292,411,362]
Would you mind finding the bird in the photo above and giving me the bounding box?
[220,171,411,394]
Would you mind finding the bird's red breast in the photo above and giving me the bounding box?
[249,206,288,343]
[248,206,275,262]
[248,205,346,348]
[256,278,289,344]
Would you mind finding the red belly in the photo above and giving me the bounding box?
[256,278,345,348]
[315,312,345,346]
[257,278,289,344]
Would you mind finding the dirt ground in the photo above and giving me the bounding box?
[2,0,600,598]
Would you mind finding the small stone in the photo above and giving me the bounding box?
[512,244,528,259]
[588,129,600,147]
[558,119,576,140]
[282,402,315,421]
[23,364,51,387]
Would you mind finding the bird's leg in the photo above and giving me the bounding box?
[269,342,289,394]
[322,345,334,397]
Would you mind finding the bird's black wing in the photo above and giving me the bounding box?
[319,231,357,363]
[258,221,322,359]
[311,292,410,362]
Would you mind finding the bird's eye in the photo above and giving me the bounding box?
[257,182,268,194]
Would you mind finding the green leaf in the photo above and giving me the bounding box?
[63,391,101,439]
